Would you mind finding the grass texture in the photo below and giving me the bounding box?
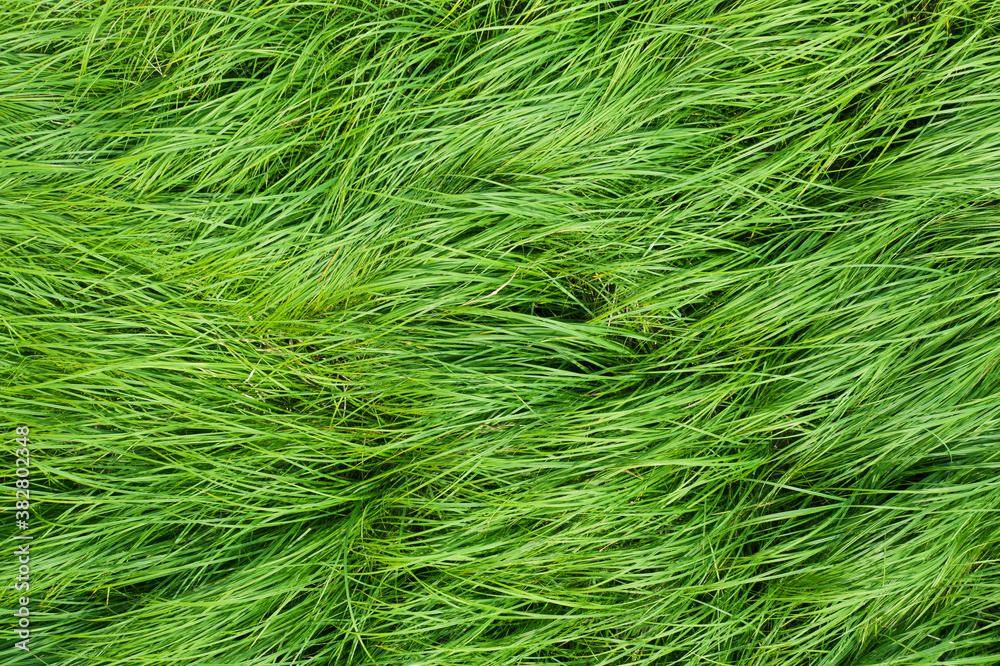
[3,0,1000,664]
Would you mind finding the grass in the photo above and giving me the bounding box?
[3,0,1000,663]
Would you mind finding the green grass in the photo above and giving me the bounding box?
[3,0,1000,663]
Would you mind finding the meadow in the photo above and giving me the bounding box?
[3,0,1000,663]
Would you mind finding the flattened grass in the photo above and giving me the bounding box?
[3,0,1000,664]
